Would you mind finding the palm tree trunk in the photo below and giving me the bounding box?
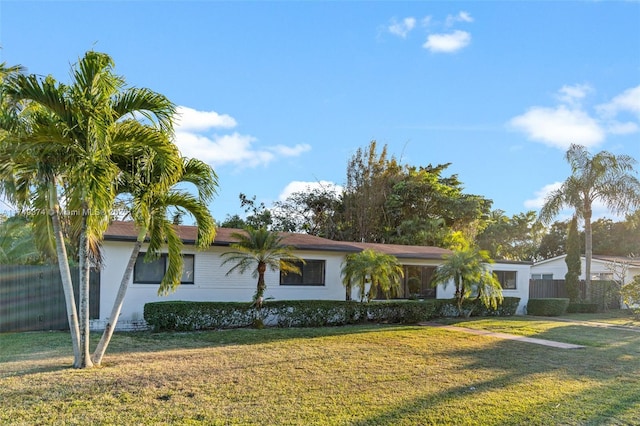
[584,205,593,302]
[77,208,94,368]
[93,236,144,365]
[48,181,82,368]
[255,262,266,308]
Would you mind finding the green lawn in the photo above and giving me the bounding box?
[1,314,639,425]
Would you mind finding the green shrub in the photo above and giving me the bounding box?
[438,297,521,318]
[566,302,599,314]
[527,298,569,316]
[144,300,441,331]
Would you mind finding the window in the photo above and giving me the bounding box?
[280,259,325,286]
[531,273,553,280]
[495,270,517,290]
[133,253,195,284]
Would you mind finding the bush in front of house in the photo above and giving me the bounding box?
[144,300,442,331]
[527,298,570,316]
[566,302,599,313]
[438,297,521,318]
[144,301,256,331]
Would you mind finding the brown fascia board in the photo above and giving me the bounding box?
[103,221,453,257]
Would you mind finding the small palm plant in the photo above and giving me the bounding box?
[341,249,404,302]
[221,227,303,308]
[431,245,503,317]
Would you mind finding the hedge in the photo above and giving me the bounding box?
[144,298,520,331]
[527,298,570,316]
[144,300,443,331]
[437,297,521,318]
[566,302,599,314]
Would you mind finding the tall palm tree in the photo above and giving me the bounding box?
[1,51,180,368]
[341,249,404,302]
[91,157,217,365]
[539,144,640,301]
[431,246,503,317]
[221,227,303,307]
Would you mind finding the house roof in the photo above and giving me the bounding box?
[103,221,451,260]
[534,254,640,268]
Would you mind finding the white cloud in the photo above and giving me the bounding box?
[388,17,416,38]
[606,121,639,135]
[269,144,312,157]
[596,85,640,119]
[556,84,592,106]
[445,11,473,27]
[175,105,237,131]
[173,106,311,168]
[423,30,471,53]
[524,182,562,210]
[278,180,343,201]
[509,105,605,149]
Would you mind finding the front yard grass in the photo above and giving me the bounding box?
[1,316,639,425]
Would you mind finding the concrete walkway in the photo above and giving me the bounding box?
[419,322,585,349]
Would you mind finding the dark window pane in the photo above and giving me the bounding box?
[280,259,325,286]
[133,253,195,285]
[133,254,165,284]
[496,271,517,289]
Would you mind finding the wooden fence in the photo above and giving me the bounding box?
[0,265,100,333]
[529,279,620,309]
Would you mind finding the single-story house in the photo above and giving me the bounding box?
[530,255,640,283]
[95,221,532,330]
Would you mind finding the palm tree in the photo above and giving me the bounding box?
[431,246,503,317]
[221,227,303,307]
[1,51,180,368]
[91,157,217,366]
[539,144,640,301]
[341,249,404,302]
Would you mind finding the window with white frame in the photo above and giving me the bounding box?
[495,270,517,290]
[133,253,195,284]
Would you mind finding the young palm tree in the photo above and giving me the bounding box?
[539,144,640,301]
[221,227,303,307]
[91,157,217,366]
[1,52,180,368]
[431,246,503,317]
[341,249,404,302]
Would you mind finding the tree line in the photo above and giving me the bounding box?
[221,141,640,262]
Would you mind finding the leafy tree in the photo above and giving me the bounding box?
[564,216,581,302]
[591,217,640,256]
[620,275,640,320]
[92,157,217,366]
[1,51,179,368]
[431,236,503,317]
[477,210,545,261]
[537,219,570,260]
[271,183,341,238]
[339,141,491,245]
[539,144,640,301]
[0,216,43,264]
[221,227,303,307]
[340,140,402,243]
[341,249,404,302]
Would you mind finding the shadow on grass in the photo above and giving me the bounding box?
[0,323,412,377]
[351,321,640,425]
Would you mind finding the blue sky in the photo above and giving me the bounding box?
[1,1,639,224]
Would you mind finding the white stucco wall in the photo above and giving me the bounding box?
[95,241,532,330]
[531,256,640,284]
